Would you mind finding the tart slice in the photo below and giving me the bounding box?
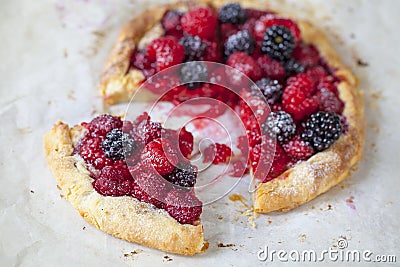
[44,113,208,255]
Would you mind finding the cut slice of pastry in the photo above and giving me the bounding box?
[44,113,208,255]
[99,0,365,213]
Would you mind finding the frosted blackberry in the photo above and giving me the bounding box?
[102,129,136,160]
[301,111,343,151]
[179,35,207,61]
[251,78,283,104]
[224,30,255,57]
[262,25,295,61]
[164,162,197,190]
[284,58,305,76]
[179,61,208,89]
[262,111,296,143]
[219,3,247,25]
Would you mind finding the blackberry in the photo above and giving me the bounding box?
[224,30,255,57]
[251,78,283,104]
[179,35,207,61]
[262,25,295,61]
[164,162,197,190]
[102,129,136,160]
[179,61,208,89]
[262,111,296,143]
[219,3,247,25]
[301,112,343,151]
[284,58,305,76]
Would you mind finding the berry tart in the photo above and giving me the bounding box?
[44,114,208,255]
[45,0,365,256]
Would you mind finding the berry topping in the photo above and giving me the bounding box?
[226,52,262,84]
[79,136,113,169]
[163,190,202,225]
[282,136,314,160]
[286,73,314,96]
[262,111,296,143]
[178,127,194,158]
[224,30,255,57]
[292,42,320,68]
[132,117,162,144]
[93,165,132,197]
[256,55,286,80]
[146,37,185,71]
[102,129,136,160]
[316,88,344,114]
[161,10,183,37]
[254,17,301,43]
[131,51,156,78]
[199,40,221,61]
[262,25,295,61]
[251,78,283,104]
[181,7,218,40]
[85,114,123,137]
[164,162,197,189]
[141,138,179,175]
[219,3,247,25]
[301,111,343,151]
[179,61,208,89]
[283,58,305,76]
[203,143,233,164]
[179,35,207,61]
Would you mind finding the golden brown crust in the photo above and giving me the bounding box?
[43,122,207,255]
[99,0,365,213]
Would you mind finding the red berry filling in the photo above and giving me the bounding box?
[77,113,201,225]
[126,4,348,184]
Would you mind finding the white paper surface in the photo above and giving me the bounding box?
[1,0,399,266]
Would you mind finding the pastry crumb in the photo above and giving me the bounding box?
[217,242,236,248]
[30,190,35,194]
[163,255,173,262]
[299,233,307,242]
[124,249,142,258]
[82,226,86,230]
[356,58,369,67]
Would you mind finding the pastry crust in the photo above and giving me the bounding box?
[43,122,208,255]
[100,0,364,213]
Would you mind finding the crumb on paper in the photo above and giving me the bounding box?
[267,218,272,224]
[217,215,223,220]
[346,196,356,210]
[64,49,68,58]
[67,90,76,100]
[30,190,35,194]
[82,226,86,230]
[217,242,236,248]
[124,249,142,258]
[327,204,332,210]
[299,233,307,243]
[311,205,315,209]
[356,58,369,67]
[163,255,173,262]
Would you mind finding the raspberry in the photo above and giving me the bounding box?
[224,30,255,57]
[102,129,136,160]
[306,66,327,85]
[141,138,179,175]
[163,190,202,225]
[132,118,162,144]
[266,142,291,181]
[256,55,286,80]
[199,40,221,61]
[79,136,113,169]
[219,3,247,25]
[130,51,156,78]
[262,25,295,61]
[181,7,218,40]
[244,8,269,20]
[93,164,133,196]
[241,93,269,125]
[179,35,207,61]
[164,162,197,189]
[239,17,257,36]
[161,10,183,37]
[179,61,208,89]
[85,114,123,137]
[316,88,344,114]
[178,127,194,158]
[283,58,305,76]
[282,136,314,160]
[301,111,343,151]
[146,37,185,71]
[251,78,283,104]
[282,85,319,121]
[292,42,320,68]
[203,143,233,164]
[317,75,339,96]
[226,52,262,84]
[254,16,301,43]
[286,73,315,96]
[262,111,296,143]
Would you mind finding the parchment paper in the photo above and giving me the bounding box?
[0,0,399,266]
